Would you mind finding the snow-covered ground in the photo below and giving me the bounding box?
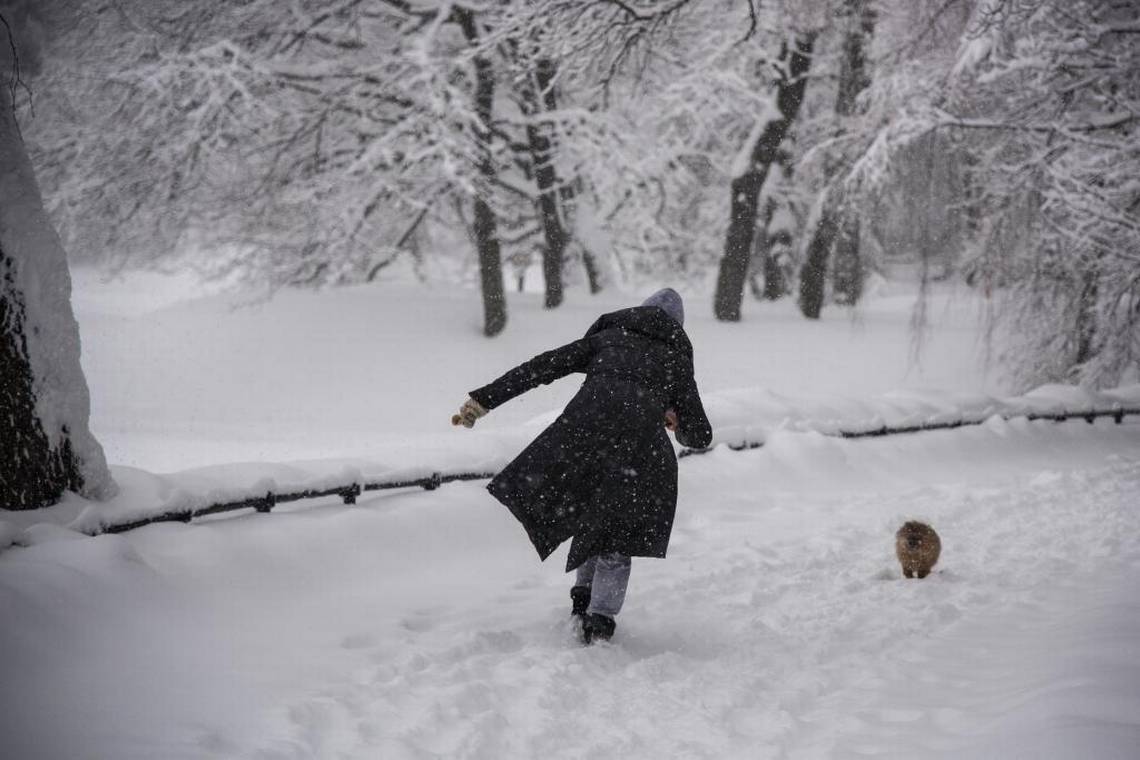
[2,269,1138,759]
[69,268,997,472]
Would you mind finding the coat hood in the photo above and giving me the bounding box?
[586,306,693,356]
[641,288,685,325]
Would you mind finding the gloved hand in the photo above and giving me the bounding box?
[452,397,488,428]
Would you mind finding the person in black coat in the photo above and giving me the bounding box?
[455,288,712,643]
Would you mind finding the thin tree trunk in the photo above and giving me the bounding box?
[580,238,603,294]
[799,211,837,319]
[1074,265,1099,368]
[524,57,567,309]
[830,214,863,305]
[762,249,786,299]
[534,60,603,296]
[714,35,815,322]
[458,9,506,337]
[798,0,875,317]
[799,191,838,318]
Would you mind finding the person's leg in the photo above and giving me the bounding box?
[574,556,597,589]
[586,552,631,618]
[570,556,596,617]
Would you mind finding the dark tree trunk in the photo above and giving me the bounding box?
[524,57,567,309]
[0,85,114,509]
[799,211,837,319]
[798,194,838,318]
[459,9,506,336]
[798,0,875,317]
[473,196,506,336]
[714,35,815,322]
[580,238,603,294]
[540,66,603,295]
[762,248,787,299]
[0,250,83,509]
[1074,265,1099,368]
[836,0,873,118]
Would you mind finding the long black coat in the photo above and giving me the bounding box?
[469,306,712,571]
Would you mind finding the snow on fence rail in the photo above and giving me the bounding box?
[678,403,1140,458]
[98,404,1140,536]
[3,384,1139,545]
[98,470,498,535]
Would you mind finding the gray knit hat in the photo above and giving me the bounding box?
[641,287,684,326]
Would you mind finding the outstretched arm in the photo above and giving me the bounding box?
[467,337,593,411]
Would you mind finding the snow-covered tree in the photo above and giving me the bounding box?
[949,0,1140,389]
[797,0,875,318]
[713,32,815,322]
[33,1,746,331]
[844,0,1139,388]
[1,2,115,510]
[26,0,1131,384]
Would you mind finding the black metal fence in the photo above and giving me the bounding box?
[98,471,497,535]
[90,405,1139,536]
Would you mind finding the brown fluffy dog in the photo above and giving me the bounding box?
[896,521,941,579]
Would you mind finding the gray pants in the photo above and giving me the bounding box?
[574,552,631,617]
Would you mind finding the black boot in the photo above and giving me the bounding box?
[582,613,616,644]
[570,585,591,618]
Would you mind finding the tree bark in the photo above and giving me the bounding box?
[0,87,115,509]
[798,0,875,317]
[798,210,837,319]
[580,238,603,294]
[524,57,567,309]
[458,9,507,337]
[714,35,815,322]
[0,251,80,508]
[1074,264,1099,369]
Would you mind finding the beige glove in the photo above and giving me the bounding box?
[452,397,488,428]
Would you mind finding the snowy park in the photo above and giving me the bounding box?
[3,1,1140,759]
[3,271,1140,759]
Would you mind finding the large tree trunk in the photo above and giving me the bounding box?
[524,57,567,309]
[714,35,815,322]
[0,87,115,509]
[798,0,875,318]
[458,9,506,337]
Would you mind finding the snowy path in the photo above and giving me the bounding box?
[3,420,1139,759]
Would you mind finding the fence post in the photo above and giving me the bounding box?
[255,491,276,513]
